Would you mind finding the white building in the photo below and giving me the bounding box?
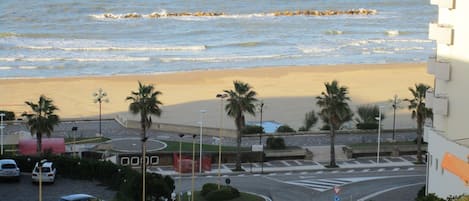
[425,0,469,198]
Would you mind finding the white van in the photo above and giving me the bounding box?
[0,159,21,181]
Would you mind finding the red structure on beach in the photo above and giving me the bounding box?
[18,138,66,155]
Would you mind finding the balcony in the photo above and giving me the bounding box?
[429,23,454,45]
[427,58,451,81]
[430,0,455,9]
[433,96,449,116]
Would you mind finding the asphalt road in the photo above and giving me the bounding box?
[175,166,426,201]
[0,174,115,201]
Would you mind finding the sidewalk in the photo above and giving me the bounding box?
[147,155,421,176]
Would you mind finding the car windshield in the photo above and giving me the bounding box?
[1,164,17,169]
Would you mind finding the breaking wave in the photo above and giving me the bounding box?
[160,54,288,63]
[0,56,150,62]
[19,45,206,52]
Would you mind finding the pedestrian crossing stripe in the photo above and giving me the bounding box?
[284,176,390,192]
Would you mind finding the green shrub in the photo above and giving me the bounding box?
[356,123,379,130]
[320,124,331,130]
[0,110,15,120]
[205,186,240,201]
[266,136,286,150]
[276,125,295,133]
[9,155,174,201]
[202,183,219,196]
[242,125,264,134]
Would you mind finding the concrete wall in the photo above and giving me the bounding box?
[115,114,237,138]
[427,130,469,198]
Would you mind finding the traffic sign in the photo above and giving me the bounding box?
[334,186,341,194]
[334,195,341,201]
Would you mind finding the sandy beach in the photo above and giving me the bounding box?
[0,63,433,130]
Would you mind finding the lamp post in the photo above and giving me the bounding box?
[191,134,196,201]
[216,93,227,189]
[258,101,264,174]
[390,94,402,142]
[38,159,46,201]
[0,113,5,155]
[93,88,108,137]
[199,109,207,174]
[178,134,184,201]
[376,106,384,165]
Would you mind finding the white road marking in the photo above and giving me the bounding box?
[285,172,292,175]
[346,169,355,173]
[300,171,308,175]
[377,168,385,172]
[316,171,323,174]
[294,160,303,165]
[356,182,425,201]
[281,161,292,166]
[362,169,370,172]
[392,168,400,171]
[408,167,415,171]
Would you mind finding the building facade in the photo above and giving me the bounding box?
[425,0,469,198]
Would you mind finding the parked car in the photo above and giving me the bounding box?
[0,159,21,181]
[59,194,101,201]
[32,161,56,183]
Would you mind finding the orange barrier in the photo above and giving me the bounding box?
[441,152,469,186]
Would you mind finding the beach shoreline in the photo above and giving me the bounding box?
[0,63,433,130]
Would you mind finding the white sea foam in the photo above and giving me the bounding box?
[325,30,344,35]
[385,30,400,36]
[0,57,150,62]
[0,66,13,70]
[19,66,38,69]
[394,47,424,51]
[299,46,337,54]
[160,54,284,63]
[20,45,206,51]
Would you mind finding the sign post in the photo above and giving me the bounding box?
[333,186,341,201]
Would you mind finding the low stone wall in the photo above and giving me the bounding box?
[343,144,428,158]
[115,115,237,137]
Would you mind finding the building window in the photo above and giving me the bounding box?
[121,157,129,166]
[131,156,140,166]
[435,158,439,171]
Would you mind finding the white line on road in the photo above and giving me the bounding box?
[408,167,415,171]
[362,169,370,172]
[392,168,400,171]
[346,169,355,173]
[356,182,425,201]
[294,160,303,165]
[281,161,292,166]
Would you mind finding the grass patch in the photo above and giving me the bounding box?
[180,191,265,201]
[161,141,249,152]
[64,137,110,144]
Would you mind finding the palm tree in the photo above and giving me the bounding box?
[224,80,258,171]
[404,83,432,164]
[316,80,353,167]
[126,81,163,201]
[23,95,60,155]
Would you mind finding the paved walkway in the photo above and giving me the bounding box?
[148,155,421,176]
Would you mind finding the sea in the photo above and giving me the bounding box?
[0,0,436,79]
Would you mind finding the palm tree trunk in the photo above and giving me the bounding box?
[330,127,336,167]
[37,132,42,155]
[141,118,147,201]
[235,130,242,170]
[416,116,423,163]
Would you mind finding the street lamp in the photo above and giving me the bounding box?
[216,93,227,189]
[178,134,184,201]
[0,113,5,155]
[93,88,109,137]
[38,159,47,201]
[199,109,207,174]
[258,101,264,174]
[191,134,196,201]
[376,106,384,164]
[390,94,401,142]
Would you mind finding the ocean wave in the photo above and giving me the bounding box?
[90,9,377,20]
[0,56,150,62]
[0,66,13,70]
[385,30,399,36]
[324,30,344,35]
[0,32,17,38]
[160,54,286,63]
[18,66,39,70]
[299,47,337,54]
[19,45,206,51]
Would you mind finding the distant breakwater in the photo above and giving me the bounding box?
[96,9,377,19]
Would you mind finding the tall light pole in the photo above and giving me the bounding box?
[199,109,207,174]
[178,134,184,201]
[376,106,384,165]
[191,134,196,201]
[216,93,227,189]
[0,113,5,155]
[390,94,402,142]
[93,88,108,137]
[258,101,264,174]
